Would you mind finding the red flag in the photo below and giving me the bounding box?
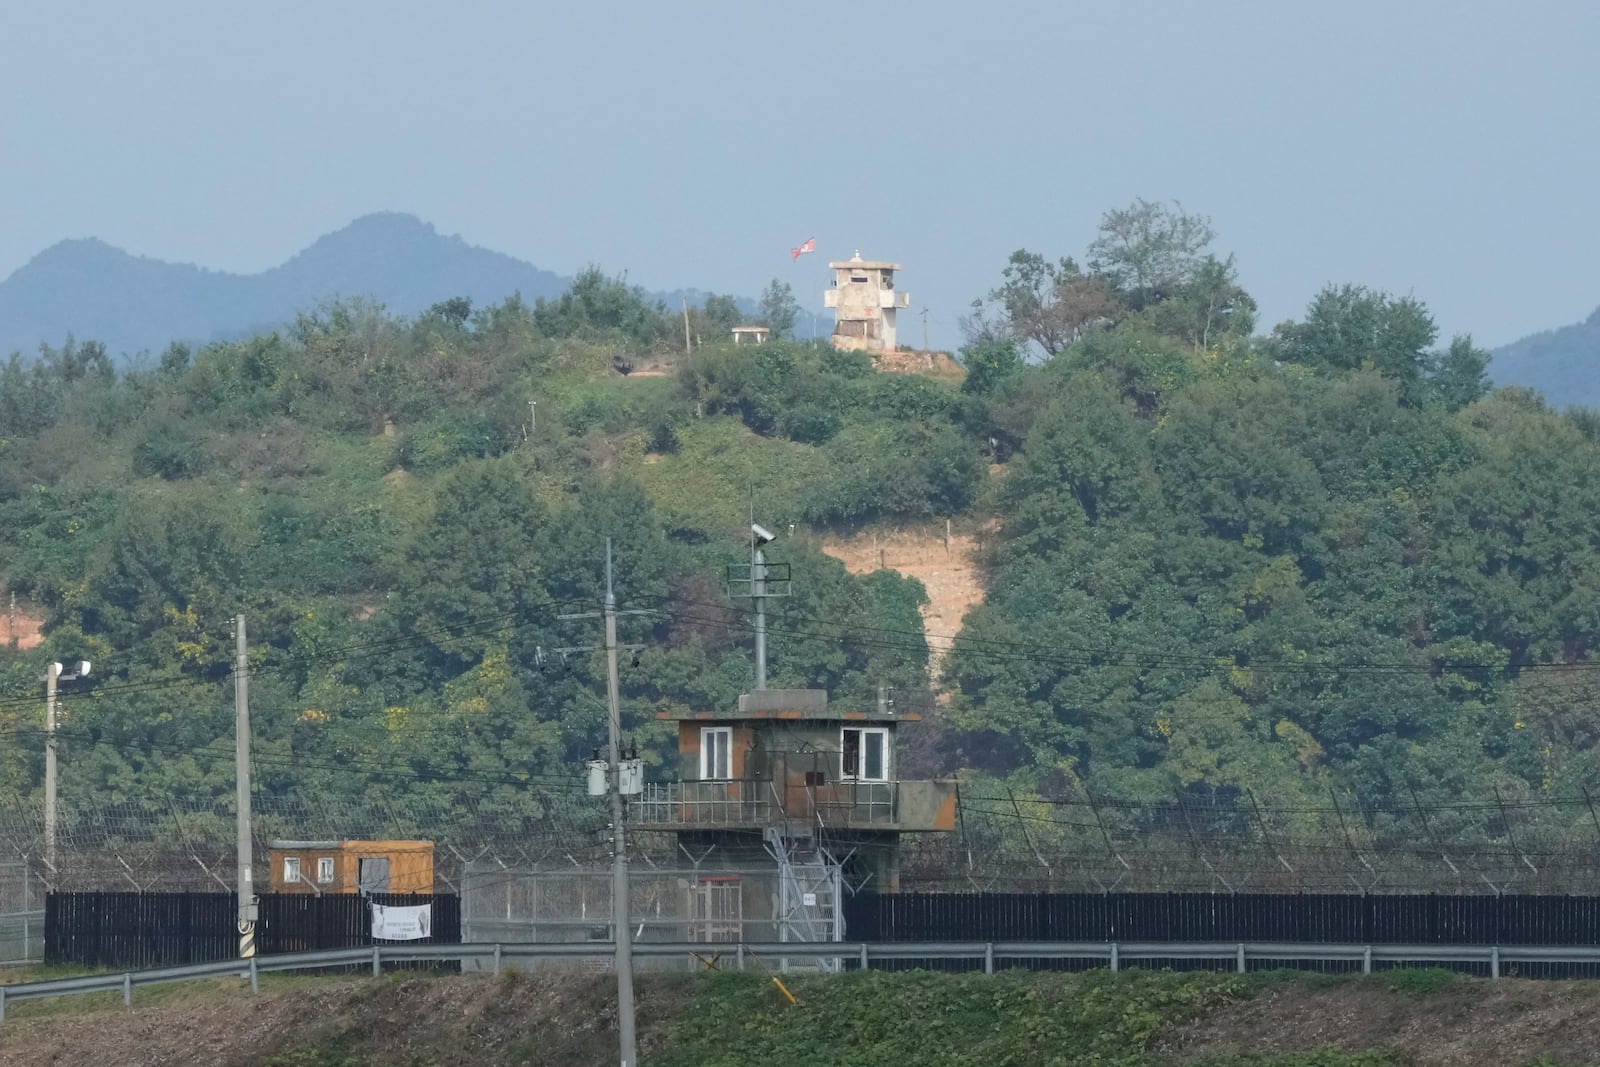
[790,237,816,261]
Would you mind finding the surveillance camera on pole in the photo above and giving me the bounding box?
[732,521,791,690]
[50,661,91,681]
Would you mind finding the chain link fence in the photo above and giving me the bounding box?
[0,862,42,965]
[460,860,788,971]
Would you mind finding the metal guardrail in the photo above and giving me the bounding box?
[6,939,1600,1021]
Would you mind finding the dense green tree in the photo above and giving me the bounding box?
[1137,254,1257,350]
[1087,198,1217,309]
[532,266,671,347]
[958,337,1025,395]
[1426,334,1493,411]
[699,294,743,340]
[757,278,800,340]
[1269,284,1438,402]
[986,250,1119,357]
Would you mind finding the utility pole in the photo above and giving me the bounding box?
[557,541,646,1067]
[235,615,257,958]
[44,664,59,872]
[529,399,537,433]
[921,307,930,354]
[43,658,89,872]
[603,542,637,1067]
[682,299,693,355]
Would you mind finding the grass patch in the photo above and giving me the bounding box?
[0,969,364,1023]
[629,416,828,530]
[1193,1053,1409,1066]
[654,968,1248,1067]
[1365,967,1467,997]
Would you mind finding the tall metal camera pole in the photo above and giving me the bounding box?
[753,542,767,690]
[235,615,257,957]
[732,520,789,693]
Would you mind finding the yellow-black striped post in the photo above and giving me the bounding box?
[238,920,256,959]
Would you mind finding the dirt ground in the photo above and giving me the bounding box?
[872,348,965,383]
[0,971,695,1067]
[0,602,44,650]
[1154,976,1600,1067]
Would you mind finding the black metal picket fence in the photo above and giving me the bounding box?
[45,892,460,969]
[845,891,1600,945]
[842,892,1600,977]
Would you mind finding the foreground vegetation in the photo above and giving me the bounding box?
[0,199,1596,849]
[6,966,1595,1066]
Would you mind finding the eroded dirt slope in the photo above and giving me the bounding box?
[1155,976,1600,1067]
[820,526,985,678]
[0,972,692,1067]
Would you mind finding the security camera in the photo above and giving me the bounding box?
[751,523,776,546]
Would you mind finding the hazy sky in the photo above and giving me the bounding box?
[3,0,1596,349]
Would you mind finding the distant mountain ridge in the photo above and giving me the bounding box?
[1491,305,1600,409]
[0,213,731,361]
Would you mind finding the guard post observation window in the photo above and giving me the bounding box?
[841,727,889,782]
[701,726,732,780]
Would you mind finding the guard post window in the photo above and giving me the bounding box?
[701,726,733,781]
[841,727,889,782]
[317,856,334,884]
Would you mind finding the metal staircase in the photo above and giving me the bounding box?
[764,823,843,972]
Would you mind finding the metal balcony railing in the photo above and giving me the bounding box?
[631,779,899,829]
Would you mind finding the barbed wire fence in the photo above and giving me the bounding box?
[0,790,618,893]
[6,786,1600,899]
[928,786,1600,895]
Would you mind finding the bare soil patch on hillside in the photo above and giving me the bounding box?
[821,526,985,677]
[0,602,44,650]
[1155,975,1600,1066]
[873,348,965,382]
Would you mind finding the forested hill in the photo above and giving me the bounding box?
[1,199,1598,842]
[1491,304,1600,408]
[0,213,733,362]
